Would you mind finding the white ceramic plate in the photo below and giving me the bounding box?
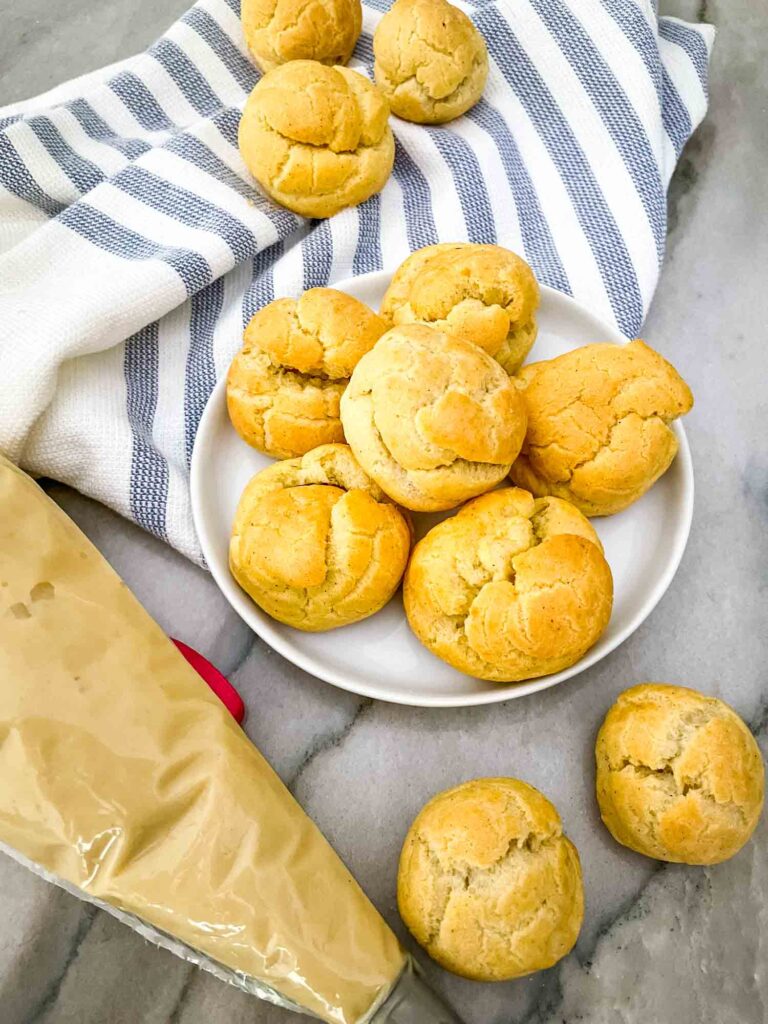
[191,272,693,708]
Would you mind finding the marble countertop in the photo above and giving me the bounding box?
[2,1,766,1022]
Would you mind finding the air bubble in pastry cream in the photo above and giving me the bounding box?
[380,243,540,374]
[229,444,411,631]
[397,778,584,980]
[340,323,528,512]
[596,684,764,865]
[30,581,55,601]
[238,61,395,219]
[373,0,489,124]
[510,339,694,515]
[227,288,387,459]
[403,488,613,681]
[241,0,362,73]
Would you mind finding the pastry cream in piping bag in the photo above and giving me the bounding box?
[0,456,446,1023]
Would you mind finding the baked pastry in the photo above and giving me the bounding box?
[373,0,488,124]
[227,288,387,459]
[596,684,764,865]
[242,0,362,73]
[397,778,583,980]
[404,488,613,681]
[230,444,411,631]
[380,243,539,373]
[510,340,694,515]
[340,323,527,511]
[238,61,395,219]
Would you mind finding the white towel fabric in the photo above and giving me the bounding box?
[0,0,713,562]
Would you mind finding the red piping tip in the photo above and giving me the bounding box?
[171,638,246,725]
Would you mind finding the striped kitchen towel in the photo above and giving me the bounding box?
[0,0,713,562]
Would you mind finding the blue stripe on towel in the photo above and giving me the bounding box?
[660,67,692,157]
[428,128,497,245]
[109,71,175,131]
[391,140,438,252]
[242,240,281,324]
[26,116,104,196]
[354,34,375,66]
[59,203,212,294]
[112,163,256,263]
[353,194,383,275]
[162,123,253,197]
[208,103,240,147]
[66,99,151,160]
[302,220,334,291]
[659,19,710,93]
[125,322,169,541]
[183,8,259,93]
[185,277,224,464]
[149,39,222,117]
[0,133,65,215]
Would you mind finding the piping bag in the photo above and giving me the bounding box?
[0,456,462,1024]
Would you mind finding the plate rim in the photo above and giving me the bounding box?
[190,273,694,708]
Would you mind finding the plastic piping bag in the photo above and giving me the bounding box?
[0,457,463,1024]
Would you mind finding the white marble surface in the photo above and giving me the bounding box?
[1,0,767,1021]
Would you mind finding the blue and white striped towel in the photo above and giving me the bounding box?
[0,0,713,562]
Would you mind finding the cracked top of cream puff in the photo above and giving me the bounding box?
[227,289,387,459]
[403,487,613,682]
[238,61,394,219]
[340,323,528,511]
[510,339,694,515]
[229,444,411,631]
[242,0,362,73]
[380,243,540,374]
[397,777,584,981]
[373,0,488,124]
[596,684,765,865]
